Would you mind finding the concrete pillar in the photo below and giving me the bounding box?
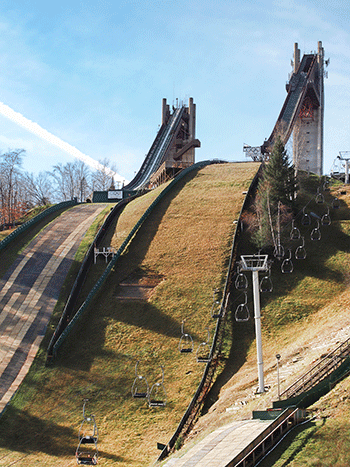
[162,98,168,125]
[294,43,300,73]
[317,41,324,176]
[189,97,195,140]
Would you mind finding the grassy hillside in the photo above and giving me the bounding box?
[0,162,259,466]
[170,176,350,467]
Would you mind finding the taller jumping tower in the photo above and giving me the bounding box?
[291,42,325,175]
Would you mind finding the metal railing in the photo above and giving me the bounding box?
[280,337,350,400]
[232,407,301,467]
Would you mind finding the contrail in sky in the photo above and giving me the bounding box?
[0,102,128,184]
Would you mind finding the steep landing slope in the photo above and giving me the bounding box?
[0,162,259,467]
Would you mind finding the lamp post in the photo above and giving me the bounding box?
[239,255,268,394]
[276,354,281,400]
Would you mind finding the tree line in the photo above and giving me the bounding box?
[0,149,118,228]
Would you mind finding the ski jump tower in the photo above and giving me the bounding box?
[246,42,327,176]
[291,41,325,176]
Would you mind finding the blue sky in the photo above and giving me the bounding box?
[0,0,349,182]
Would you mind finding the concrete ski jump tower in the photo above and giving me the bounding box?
[291,42,325,176]
[246,42,327,176]
[150,97,200,187]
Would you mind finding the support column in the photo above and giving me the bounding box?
[252,270,264,393]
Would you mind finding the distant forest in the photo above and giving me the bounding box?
[0,149,117,227]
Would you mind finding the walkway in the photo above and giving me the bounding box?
[163,419,273,467]
[0,203,107,413]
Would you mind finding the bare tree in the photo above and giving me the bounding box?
[0,150,26,225]
[51,160,91,202]
[91,158,117,191]
[23,171,53,206]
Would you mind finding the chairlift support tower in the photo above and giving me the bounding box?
[338,151,350,184]
[239,255,269,393]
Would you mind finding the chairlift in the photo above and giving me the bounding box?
[295,236,307,260]
[281,249,293,273]
[323,180,330,191]
[260,268,273,293]
[290,219,301,240]
[332,197,340,209]
[321,207,331,226]
[76,400,98,465]
[235,292,250,322]
[315,187,325,204]
[131,361,149,399]
[301,207,311,226]
[235,271,248,290]
[179,319,194,353]
[310,220,321,241]
[274,244,285,261]
[148,365,167,407]
[196,328,211,363]
[211,288,221,319]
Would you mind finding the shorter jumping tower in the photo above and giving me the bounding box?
[149,97,200,187]
[291,41,326,176]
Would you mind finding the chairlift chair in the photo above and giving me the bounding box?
[295,236,307,260]
[76,400,98,465]
[260,268,273,293]
[179,319,194,353]
[274,244,285,261]
[321,207,331,226]
[310,220,321,241]
[315,187,325,204]
[290,219,301,240]
[211,288,221,319]
[281,249,293,273]
[148,365,167,407]
[301,207,311,226]
[235,292,250,322]
[131,361,149,399]
[235,271,248,290]
[196,328,211,363]
[332,197,340,209]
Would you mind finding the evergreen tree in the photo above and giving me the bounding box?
[252,137,297,249]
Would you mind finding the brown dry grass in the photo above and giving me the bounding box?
[0,162,259,467]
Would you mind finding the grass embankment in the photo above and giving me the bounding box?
[180,175,350,467]
[0,162,259,466]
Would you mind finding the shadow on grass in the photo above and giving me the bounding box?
[56,169,202,371]
[0,405,128,463]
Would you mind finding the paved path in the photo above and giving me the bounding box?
[163,419,272,467]
[0,203,107,413]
